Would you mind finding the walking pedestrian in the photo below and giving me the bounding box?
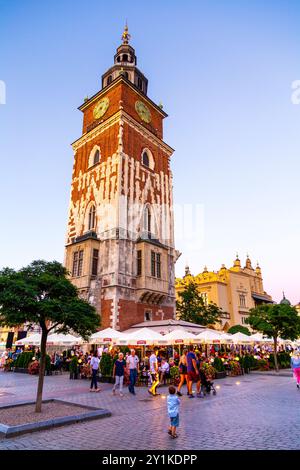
[176,349,188,396]
[167,385,180,439]
[148,349,160,396]
[90,351,101,392]
[126,349,139,395]
[112,352,126,396]
[291,349,300,389]
[186,345,200,398]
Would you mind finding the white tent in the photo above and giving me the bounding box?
[219,333,234,342]
[90,328,125,344]
[15,332,82,346]
[15,333,41,346]
[250,333,273,343]
[195,330,223,343]
[116,327,166,346]
[230,332,253,343]
[163,329,195,345]
[46,333,83,346]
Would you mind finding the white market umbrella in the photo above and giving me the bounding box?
[163,329,195,345]
[195,330,223,344]
[90,328,125,344]
[46,333,83,346]
[250,333,273,343]
[15,333,41,346]
[219,333,234,342]
[230,332,253,343]
[117,327,166,346]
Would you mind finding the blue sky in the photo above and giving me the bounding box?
[0,0,299,303]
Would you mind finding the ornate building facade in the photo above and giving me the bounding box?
[64,27,178,331]
[176,255,273,330]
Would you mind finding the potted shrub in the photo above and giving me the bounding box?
[99,353,113,382]
[69,356,79,379]
[170,365,180,385]
[213,357,226,379]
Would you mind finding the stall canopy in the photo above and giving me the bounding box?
[230,332,253,343]
[90,327,125,344]
[46,333,83,346]
[163,329,195,345]
[116,327,166,346]
[195,330,224,344]
[15,333,82,346]
[15,333,41,346]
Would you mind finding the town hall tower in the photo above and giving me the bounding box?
[64,26,177,330]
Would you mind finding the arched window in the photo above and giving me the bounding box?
[88,146,101,168]
[138,77,143,90]
[88,205,96,231]
[124,71,129,80]
[117,56,121,62]
[142,151,149,167]
[93,149,100,165]
[141,148,154,170]
[107,75,112,85]
[123,54,128,62]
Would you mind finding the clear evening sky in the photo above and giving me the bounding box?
[0,0,299,303]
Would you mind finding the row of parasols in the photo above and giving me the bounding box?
[14,327,299,347]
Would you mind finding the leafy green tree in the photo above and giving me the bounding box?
[0,260,100,412]
[176,281,223,326]
[246,303,300,371]
[228,324,251,336]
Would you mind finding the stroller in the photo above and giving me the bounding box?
[199,369,217,396]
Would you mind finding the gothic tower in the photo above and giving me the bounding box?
[64,26,177,330]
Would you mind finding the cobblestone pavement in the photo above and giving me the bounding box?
[0,370,299,450]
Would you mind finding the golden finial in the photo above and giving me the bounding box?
[122,21,131,44]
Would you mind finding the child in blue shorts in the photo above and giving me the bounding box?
[167,385,180,438]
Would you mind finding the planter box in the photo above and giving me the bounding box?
[0,399,111,438]
[215,371,226,379]
[13,368,28,374]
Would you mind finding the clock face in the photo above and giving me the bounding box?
[135,100,152,123]
[93,97,109,120]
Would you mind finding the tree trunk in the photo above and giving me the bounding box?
[273,336,279,372]
[35,329,47,413]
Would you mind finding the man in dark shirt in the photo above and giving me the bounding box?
[186,345,200,398]
[112,352,126,397]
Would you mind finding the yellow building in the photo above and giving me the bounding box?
[175,255,273,331]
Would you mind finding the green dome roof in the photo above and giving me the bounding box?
[280,293,291,305]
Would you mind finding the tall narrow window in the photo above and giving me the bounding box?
[72,250,84,277]
[151,251,156,277]
[144,206,151,235]
[138,77,143,90]
[72,252,78,277]
[93,149,100,165]
[156,253,161,278]
[239,294,246,308]
[142,151,149,167]
[88,205,96,231]
[137,250,142,276]
[107,75,112,85]
[92,249,99,276]
[78,250,84,277]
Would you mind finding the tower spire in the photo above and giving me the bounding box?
[122,21,131,44]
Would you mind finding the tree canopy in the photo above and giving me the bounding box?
[0,260,100,411]
[0,260,100,339]
[228,324,251,336]
[246,302,300,371]
[176,280,223,326]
